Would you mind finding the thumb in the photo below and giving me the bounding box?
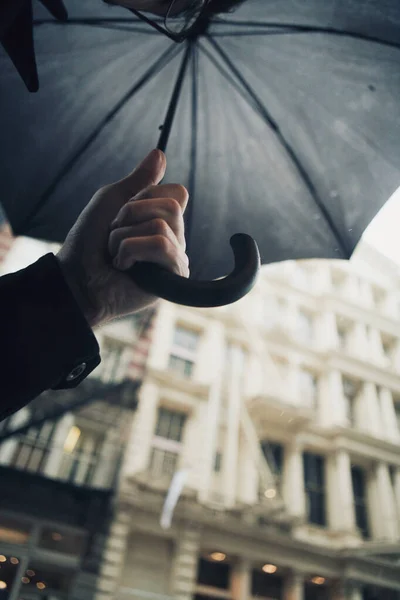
[118,149,166,197]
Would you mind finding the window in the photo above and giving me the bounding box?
[252,568,284,599]
[196,557,231,591]
[149,408,186,479]
[343,378,358,427]
[362,586,400,600]
[351,465,370,539]
[305,581,330,600]
[168,325,199,378]
[168,355,194,378]
[149,448,178,478]
[155,408,185,442]
[381,334,396,367]
[38,527,86,556]
[389,465,396,489]
[336,317,351,351]
[297,310,313,344]
[58,426,105,486]
[371,286,386,310]
[100,338,129,382]
[261,441,283,497]
[0,515,30,545]
[173,326,199,351]
[299,370,318,408]
[303,452,327,526]
[19,564,71,596]
[394,401,400,434]
[261,441,283,477]
[214,451,222,473]
[331,268,346,291]
[11,421,56,474]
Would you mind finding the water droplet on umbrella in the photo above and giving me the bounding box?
[348,228,353,232]
[368,84,376,92]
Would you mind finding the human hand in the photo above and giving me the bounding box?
[57,150,189,328]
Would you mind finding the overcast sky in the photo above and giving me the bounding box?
[363,186,400,266]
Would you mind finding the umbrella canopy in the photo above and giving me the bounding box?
[1,0,400,284]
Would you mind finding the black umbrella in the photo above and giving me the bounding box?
[1,0,400,306]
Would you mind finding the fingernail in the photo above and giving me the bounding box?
[110,219,119,230]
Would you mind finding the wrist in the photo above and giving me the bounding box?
[56,255,100,329]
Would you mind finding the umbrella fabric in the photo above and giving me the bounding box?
[0,0,400,280]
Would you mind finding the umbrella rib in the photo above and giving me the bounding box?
[211,20,400,50]
[185,41,199,256]
[33,16,164,25]
[206,35,350,257]
[18,43,181,233]
[37,21,158,33]
[157,42,192,152]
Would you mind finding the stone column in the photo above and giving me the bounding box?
[231,559,251,600]
[349,323,368,361]
[95,510,131,600]
[369,463,399,541]
[223,345,244,507]
[347,584,363,600]
[356,383,382,437]
[198,322,225,504]
[317,311,339,352]
[393,468,400,525]
[237,435,259,506]
[43,413,75,478]
[171,527,200,600]
[282,443,306,520]
[378,388,400,443]
[284,572,304,600]
[318,370,347,428]
[120,381,159,477]
[327,450,356,533]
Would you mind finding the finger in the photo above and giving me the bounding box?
[134,183,189,212]
[116,149,166,197]
[108,218,184,258]
[110,198,185,246]
[114,236,190,278]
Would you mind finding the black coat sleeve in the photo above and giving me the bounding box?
[0,253,100,421]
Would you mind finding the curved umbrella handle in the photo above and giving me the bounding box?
[128,233,260,308]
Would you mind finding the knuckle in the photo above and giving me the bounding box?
[119,237,133,256]
[153,235,171,256]
[163,197,182,217]
[152,218,169,237]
